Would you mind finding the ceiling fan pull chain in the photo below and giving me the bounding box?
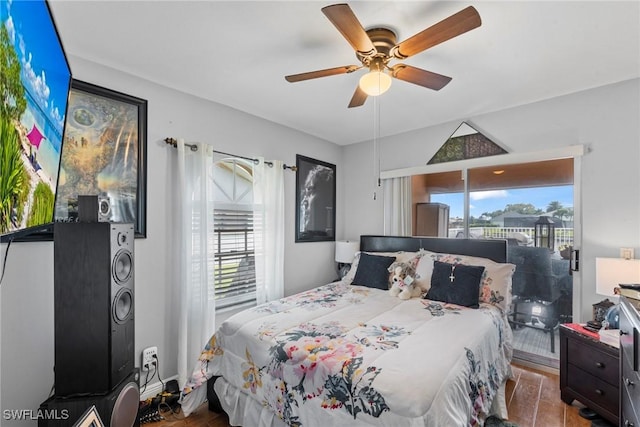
[373,96,381,200]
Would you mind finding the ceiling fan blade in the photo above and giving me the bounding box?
[392,6,481,59]
[391,64,452,90]
[322,4,376,57]
[348,86,368,108]
[285,65,360,83]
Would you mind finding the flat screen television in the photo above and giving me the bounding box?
[0,0,72,242]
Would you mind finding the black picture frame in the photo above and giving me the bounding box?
[54,79,147,238]
[295,155,336,243]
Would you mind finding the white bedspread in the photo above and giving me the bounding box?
[181,281,513,426]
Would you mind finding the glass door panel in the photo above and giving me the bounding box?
[468,158,574,367]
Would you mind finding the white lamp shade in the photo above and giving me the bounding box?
[359,71,392,96]
[335,240,359,263]
[596,257,640,296]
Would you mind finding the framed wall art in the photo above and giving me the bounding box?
[55,79,147,237]
[295,155,336,243]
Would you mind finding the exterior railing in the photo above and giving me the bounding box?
[448,227,574,249]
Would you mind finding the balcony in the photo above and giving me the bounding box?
[448,226,573,253]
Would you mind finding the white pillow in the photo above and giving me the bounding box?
[415,251,516,312]
[343,251,419,285]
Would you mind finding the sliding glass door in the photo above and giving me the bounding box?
[467,159,574,367]
[409,157,576,368]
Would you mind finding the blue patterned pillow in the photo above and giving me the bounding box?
[352,253,396,290]
[425,261,485,308]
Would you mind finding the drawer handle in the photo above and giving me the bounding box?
[595,389,603,395]
[595,362,604,368]
[625,378,636,387]
[625,420,634,427]
[621,329,629,336]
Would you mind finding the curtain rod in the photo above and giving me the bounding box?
[164,138,297,171]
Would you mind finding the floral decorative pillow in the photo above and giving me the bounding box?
[413,249,437,291]
[416,252,515,312]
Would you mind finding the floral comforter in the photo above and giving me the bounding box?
[181,281,513,426]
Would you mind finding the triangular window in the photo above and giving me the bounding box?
[428,122,507,164]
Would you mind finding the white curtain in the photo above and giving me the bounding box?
[383,176,412,236]
[253,158,285,304]
[175,139,217,388]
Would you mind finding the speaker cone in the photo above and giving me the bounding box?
[113,288,133,324]
[109,379,139,427]
[99,197,111,218]
[113,250,133,284]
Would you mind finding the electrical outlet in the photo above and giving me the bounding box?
[141,346,158,372]
[621,248,635,260]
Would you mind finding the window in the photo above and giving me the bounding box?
[213,159,256,309]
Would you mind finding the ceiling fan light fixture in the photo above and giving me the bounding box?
[359,70,392,96]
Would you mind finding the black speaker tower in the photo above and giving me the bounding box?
[53,221,135,396]
[44,196,139,426]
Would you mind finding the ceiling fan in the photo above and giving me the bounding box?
[285,4,481,108]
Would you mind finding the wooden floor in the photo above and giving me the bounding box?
[152,363,596,427]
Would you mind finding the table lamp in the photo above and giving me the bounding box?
[595,257,640,328]
[596,257,640,296]
[335,240,359,279]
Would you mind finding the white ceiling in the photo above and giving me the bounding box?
[48,1,640,145]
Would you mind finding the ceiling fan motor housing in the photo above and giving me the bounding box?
[356,27,397,66]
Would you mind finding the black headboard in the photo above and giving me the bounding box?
[360,235,507,263]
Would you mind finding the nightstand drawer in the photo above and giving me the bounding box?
[566,363,618,414]
[567,337,618,385]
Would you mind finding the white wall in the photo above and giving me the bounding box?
[0,56,342,425]
[344,78,640,323]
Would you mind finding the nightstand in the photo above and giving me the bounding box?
[559,324,619,425]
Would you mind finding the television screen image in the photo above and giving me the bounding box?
[0,0,71,241]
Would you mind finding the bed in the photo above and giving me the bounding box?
[180,235,515,426]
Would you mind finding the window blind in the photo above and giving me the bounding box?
[214,208,256,309]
